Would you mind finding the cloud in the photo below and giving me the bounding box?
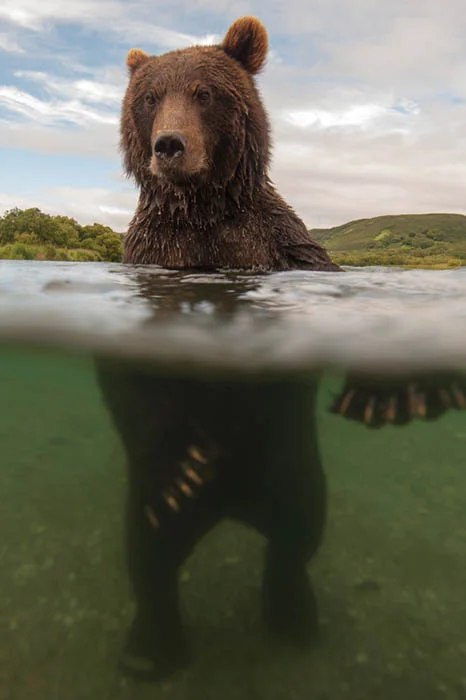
[0,0,121,31]
[273,0,466,100]
[0,66,123,155]
[0,32,24,53]
[269,108,466,227]
[0,184,137,231]
[0,86,118,126]
[284,99,419,133]
[0,120,119,159]
[45,185,136,230]
[14,71,124,106]
[110,23,220,50]
[0,0,223,49]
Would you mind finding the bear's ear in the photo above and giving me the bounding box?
[222,16,268,75]
[126,48,150,74]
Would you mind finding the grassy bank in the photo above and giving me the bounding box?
[310,213,466,268]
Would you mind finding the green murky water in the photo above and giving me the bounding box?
[1,261,466,699]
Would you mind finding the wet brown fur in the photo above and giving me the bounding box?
[120,16,341,272]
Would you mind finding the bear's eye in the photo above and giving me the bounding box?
[195,88,211,105]
[144,92,156,107]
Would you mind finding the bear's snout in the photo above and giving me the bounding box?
[149,94,208,179]
[154,131,187,161]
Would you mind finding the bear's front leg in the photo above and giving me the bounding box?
[95,361,213,679]
[121,463,223,683]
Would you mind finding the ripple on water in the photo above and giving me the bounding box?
[0,259,466,372]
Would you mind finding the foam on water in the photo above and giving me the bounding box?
[1,259,466,372]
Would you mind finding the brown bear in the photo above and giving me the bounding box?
[96,16,338,684]
[120,15,341,272]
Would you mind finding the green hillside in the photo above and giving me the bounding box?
[310,213,466,268]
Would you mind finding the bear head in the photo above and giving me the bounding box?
[121,16,271,202]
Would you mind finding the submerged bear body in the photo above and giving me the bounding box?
[97,15,337,682]
[97,364,327,682]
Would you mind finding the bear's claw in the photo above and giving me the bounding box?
[145,442,217,529]
[331,375,466,428]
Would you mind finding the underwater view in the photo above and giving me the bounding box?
[1,259,466,699]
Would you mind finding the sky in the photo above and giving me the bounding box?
[1,0,466,232]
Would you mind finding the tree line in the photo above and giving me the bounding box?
[0,207,123,262]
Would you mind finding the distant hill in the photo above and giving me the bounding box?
[309,213,466,268]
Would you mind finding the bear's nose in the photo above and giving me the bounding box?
[154,132,187,159]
